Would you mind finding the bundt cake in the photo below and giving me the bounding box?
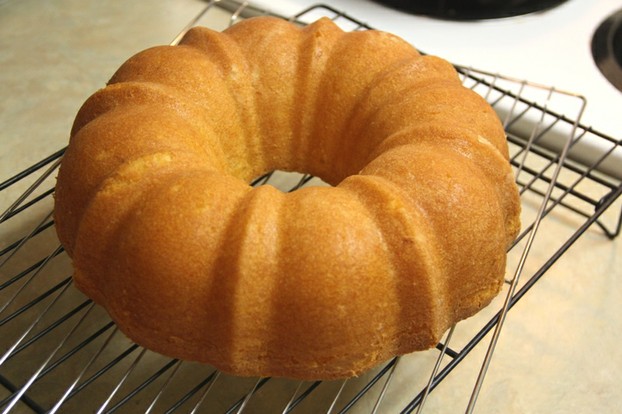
[54,16,521,380]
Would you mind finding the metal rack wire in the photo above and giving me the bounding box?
[1,1,621,413]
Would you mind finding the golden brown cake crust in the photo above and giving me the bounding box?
[54,16,521,380]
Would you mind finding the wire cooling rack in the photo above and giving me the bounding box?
[1,1,622,413]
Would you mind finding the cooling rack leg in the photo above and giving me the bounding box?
[595,190,622,239]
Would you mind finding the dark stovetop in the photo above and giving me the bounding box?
[372,0,570,20]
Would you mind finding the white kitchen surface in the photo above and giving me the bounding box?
[1,0,621,413]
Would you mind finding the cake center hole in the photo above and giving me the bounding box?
[251,170,331,192]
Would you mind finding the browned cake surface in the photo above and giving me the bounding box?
[54,16,521,380]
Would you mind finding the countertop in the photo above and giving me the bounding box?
[1,0,621,413]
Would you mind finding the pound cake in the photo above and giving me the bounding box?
[54,16,521,380]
